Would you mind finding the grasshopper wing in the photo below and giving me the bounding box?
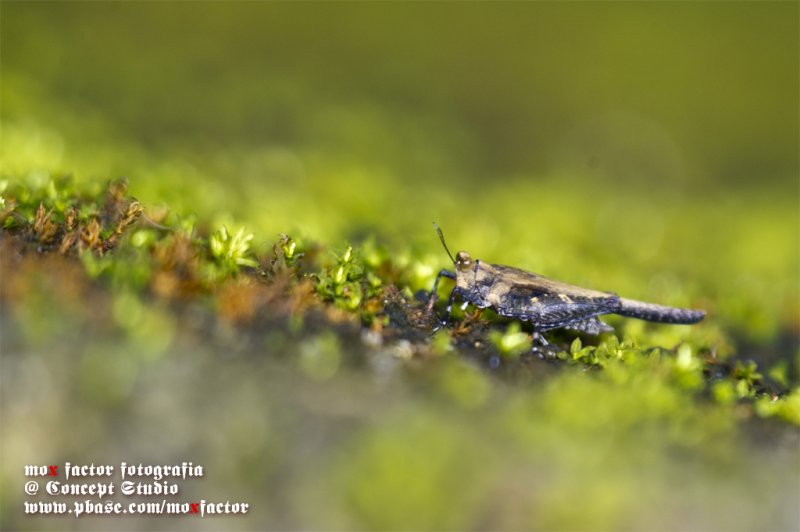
[491,265,621,330]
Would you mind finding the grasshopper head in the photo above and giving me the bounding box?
[455,251,472,272]
[433,223,474,274]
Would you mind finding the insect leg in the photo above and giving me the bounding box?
[443,288,459,324]
[426,269,457,313]
[531,325,549,357]
[539,334,550,346]
[430,288,460,331]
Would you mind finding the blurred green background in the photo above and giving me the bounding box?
[2,2,798,530]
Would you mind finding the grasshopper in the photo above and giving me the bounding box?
[427,224,705,351]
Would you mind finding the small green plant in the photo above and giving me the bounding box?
[733,360,763,399]
[316,245,364,311]
[315,244,383,316]
[208,225,259,276]
[269,234,304,276]
[566,335,638,368]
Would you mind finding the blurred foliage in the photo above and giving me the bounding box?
[1,3,798,531]
[489,321,532,359]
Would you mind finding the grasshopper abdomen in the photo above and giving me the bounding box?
[617,298,705,324]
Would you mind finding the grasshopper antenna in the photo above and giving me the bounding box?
[433,222,456,264]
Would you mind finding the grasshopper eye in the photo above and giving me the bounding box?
[455,251,472,271]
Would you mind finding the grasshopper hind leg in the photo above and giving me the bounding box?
[531,318,612,357]
[563,317,614,335]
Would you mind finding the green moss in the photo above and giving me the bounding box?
[755,387,800,425]
[314,244,385,322]
[208,225,259,276]
[488,321,531,359]
[2,176,795,430]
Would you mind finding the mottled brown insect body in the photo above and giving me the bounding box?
[428,224,705,349]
